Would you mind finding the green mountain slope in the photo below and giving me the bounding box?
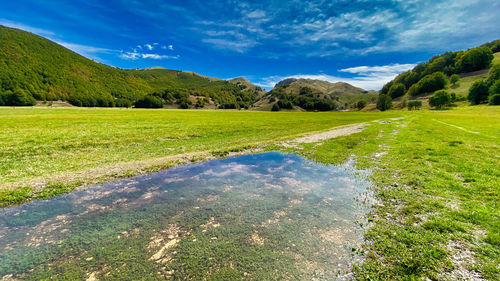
[380,39,500,100]
[256,78,377,111]
[0,26,261,108]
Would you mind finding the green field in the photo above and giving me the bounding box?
[0,107,394,205]
[284,105,500,279]
[1,106,499,280]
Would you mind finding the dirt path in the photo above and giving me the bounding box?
[0,122,369,205]
[283,123,367,147]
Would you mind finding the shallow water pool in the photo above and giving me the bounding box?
[0,152,371,280]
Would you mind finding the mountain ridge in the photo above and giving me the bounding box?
[0,25,371,110]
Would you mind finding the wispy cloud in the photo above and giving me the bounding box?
[202,38,259,53]
[56,41,116,57]
[0,19,118,60]
[339,64,416,75]
[191,0,499,56]
[0,19,55,36]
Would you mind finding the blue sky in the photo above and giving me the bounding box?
[1,0,499,90]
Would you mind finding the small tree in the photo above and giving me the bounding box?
[490,80,500,96]
[407,100,422,110]
[407,83,420,97]
[134,95,164,108]
[376,94,392,111]
[429,90,451,109]
[388,83,406,99]
[356,100,367,110]
[418,72,447,94]
[450,74,459,86]
[486,64,500,86]
[489,94,500,105]
[450,92,457,102]
[271,103,280,111]
[115,98,132,108]
[489,80,500,105]
[7,89,37,106]
[467,80,489,105]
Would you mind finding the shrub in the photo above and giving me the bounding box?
[450,74,459,86]
[388,83,406,99]
[194,98,206,108]
[356,100,367,110]
[489,80,500,96]
[486,64,500,86]
[114,98,132,108]
[2,89,37,106]
[277,99,293,109]
[376,94,392,111]
[467,80,490,105]
[407,100,422,110]
[134,95,163,108]
[450,92,457,102]
[407,83,420,97]
[271,103,280,111]
[0,92,6,106]
[491,41,500,53]
[400,96,408,108]
[219,103,238,109]
[429,90,451,109]
[489,94,500,105]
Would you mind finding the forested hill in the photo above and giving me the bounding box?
[255,78,377,111]
[380,39,500,99]
[0,26,262,108]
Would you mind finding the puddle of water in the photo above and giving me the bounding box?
[0,152,371,280]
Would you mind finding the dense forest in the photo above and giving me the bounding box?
[0,26,261,108]
[379,39,500,104]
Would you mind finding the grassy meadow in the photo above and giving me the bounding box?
[283,105,500,279]
[0,107,394,206]
[0,105,499,280]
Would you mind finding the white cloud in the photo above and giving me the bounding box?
[142,53,178,59]
[246,10,267,19]
[339,64,416,75]
[120,51,179,60]
[159,44,174,50]
[144,43,153,50]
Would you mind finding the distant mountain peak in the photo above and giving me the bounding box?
[275,78,298,88]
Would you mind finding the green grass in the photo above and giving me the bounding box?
[493,52,500,65]
[448,73,487,97]
[0,107,396,206]
[1,105,498,280]
[286,105,500,279]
